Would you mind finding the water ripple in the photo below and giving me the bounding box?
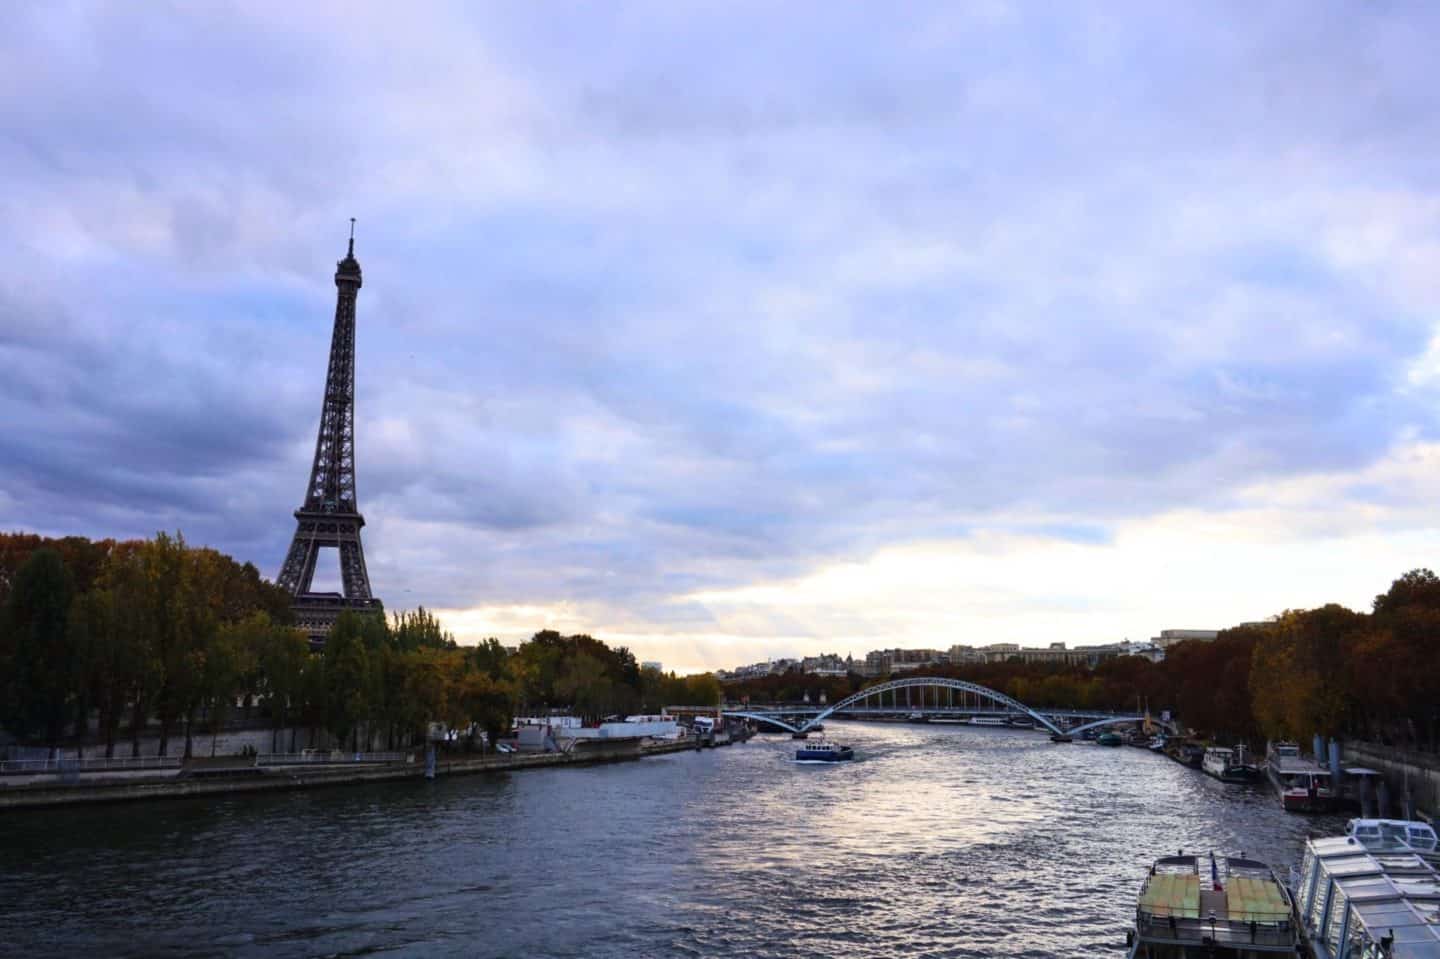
[0,722,1344,958]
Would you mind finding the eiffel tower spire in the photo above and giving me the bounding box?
[277,224,382,645]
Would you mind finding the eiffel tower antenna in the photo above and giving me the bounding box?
[276,226,383,646]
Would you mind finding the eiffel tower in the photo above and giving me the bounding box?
[277,223,383,645]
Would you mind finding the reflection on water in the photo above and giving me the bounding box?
[1,722,1345,958]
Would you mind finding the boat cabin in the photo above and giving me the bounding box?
[1346,820,1440,854]
[1294,828,1440,958]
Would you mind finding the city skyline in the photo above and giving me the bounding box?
[5,4,1440,673]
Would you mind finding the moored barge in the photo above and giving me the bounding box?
[1126,851,1300,957]
[1202,746,1261,784]
[1265,741,1335,812]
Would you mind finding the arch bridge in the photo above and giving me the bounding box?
[725,676,1176,737]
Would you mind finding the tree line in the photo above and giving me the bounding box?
[0,532,722,758]
[723,569,1440,750]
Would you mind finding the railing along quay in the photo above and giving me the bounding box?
[255,751,413,766]
[0,756,183,775]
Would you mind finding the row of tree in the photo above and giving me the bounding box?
[722,569,1440,749]
[0,532,722,757]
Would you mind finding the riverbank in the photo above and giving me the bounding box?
[0,735,718,811]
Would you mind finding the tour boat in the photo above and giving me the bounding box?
[795,741,854,763]
[1343,818,1439,853]
[1097,731,1124,747]
[1264,741,1334,812]
[1125,851,1300,957]
[1008,716,1035,729]
[1293,820,1440,957]
[1201,746,1261,784]
[970,716,1008,727]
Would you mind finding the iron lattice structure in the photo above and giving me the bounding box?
[276,231,383,644]
[727,676,1179,736]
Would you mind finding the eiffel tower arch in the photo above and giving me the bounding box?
[277,225,383,646]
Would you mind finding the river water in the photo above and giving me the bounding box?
[2,721,1345,958]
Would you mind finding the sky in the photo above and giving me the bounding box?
[3,2,1440,673]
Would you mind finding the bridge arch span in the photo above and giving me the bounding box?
[1068,715,1178,737]
[801,677,1066,736]
[725,711,804,734]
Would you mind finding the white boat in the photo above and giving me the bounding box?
[1344,818,1438,853]
[1202,746,1260,784]
[970,716,1008,727]
[1293,820,1440,957]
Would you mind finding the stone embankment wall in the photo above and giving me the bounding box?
[7,726,382,761]
[1343,741,1440,820]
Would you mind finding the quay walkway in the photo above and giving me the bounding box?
[0,736,720,812]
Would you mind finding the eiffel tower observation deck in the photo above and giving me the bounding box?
[276,223,383,646]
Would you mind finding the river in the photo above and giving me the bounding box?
[1,721,1345,958]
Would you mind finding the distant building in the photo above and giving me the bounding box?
[800,652,850,677]
[947,644,986,664]
[1149,629,1220,648]
[716,658,798,683]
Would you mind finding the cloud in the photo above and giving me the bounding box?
[3,2,1440,669]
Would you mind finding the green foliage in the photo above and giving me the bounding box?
[1,549,77,743]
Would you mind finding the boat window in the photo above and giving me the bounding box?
[1310,877,1334,937]
[1381,823,1410,843]
[1298,849,1317,914]
[1325,886,1349,954]
[1344,904,1367,959]
[1391,876,1440,898]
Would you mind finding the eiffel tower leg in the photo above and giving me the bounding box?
[278,530,317,596]
[339,539,373,601]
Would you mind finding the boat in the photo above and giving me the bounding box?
[1202,746,1261,784]
[795,741,854,763]
[1293,819,1440,957]
[970,716,1008,727]
[906,711,929,724]
[1165,741,1205,769]
[1148,736,1167,753]
[1125,851,1300,956]
[1008,716,1035,729]
[1344,817,1439,853]
[1097,731,1124,747]
[1264,741,1334,812]
[1050,733,1074,743]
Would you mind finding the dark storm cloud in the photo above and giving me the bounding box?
[3,1,1440,624]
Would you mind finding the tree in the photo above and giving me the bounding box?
[1,549,77,749]
[323,613,372,749]
[258,619,310,752]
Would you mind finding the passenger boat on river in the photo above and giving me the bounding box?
[1293,819,1440,957]
[794,741,854,763]
[1125,851,1300,957]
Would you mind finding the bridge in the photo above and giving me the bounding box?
[722,677,1176,737]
